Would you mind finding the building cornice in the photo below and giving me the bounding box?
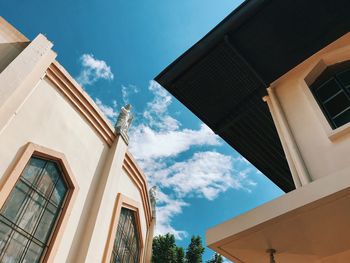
[46,61,116,146]
[0,16,29,42]
[122,151,152,226]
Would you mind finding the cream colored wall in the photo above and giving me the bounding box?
[74,134,127,263]
[0,17,28,73]
[0,42,28,73]
[118,169,148,240]
[81,156,149,263]
[320,249,350,263]
[0,66,151,263]
[0,17,152,263]
[0,76,110,262]
[270,33,350,182]
[0,73,150,263]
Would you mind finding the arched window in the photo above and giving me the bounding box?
[0,156,68,262]
[310,61,350,128]
[110,208,140,263]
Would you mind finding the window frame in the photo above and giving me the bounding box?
[103,193,144,263]
[310,61,350,129]
[300,56,350,141]
[0,142,78,262]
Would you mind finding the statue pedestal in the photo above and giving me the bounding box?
[115,127,129,145]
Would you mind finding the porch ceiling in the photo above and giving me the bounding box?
[206,172,350,263]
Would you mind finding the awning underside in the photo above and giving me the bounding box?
[156,0,350,192]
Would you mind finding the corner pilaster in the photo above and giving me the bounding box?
[0,34,56,134]
[73,133,128,263]
[263,86,311,187]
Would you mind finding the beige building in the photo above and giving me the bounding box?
[204,33,350,263]
[0,17,155,263]
[156,1,350,262]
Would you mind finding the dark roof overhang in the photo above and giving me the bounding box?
[155,0,350,192]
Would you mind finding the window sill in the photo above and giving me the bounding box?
[328,122,350,141]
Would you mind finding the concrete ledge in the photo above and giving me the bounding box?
[207,172,350,262]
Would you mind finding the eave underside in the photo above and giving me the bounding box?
[155,0,350,192]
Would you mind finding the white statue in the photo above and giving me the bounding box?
[149,186,157,217]
[115,104,133,142]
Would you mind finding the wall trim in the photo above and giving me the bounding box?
[0,142,79,263]
[103,193,145,263]
[46,61,116,147]
[0,16,29,42]
[123,151,152,226]
[266,87,311,186]
[263,95,301,188]
[301,43,350,141]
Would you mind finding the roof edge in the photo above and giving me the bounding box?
[0,16,29,42]
[154,0,268,87]
[123,151,154,224]
[46,61,116,146]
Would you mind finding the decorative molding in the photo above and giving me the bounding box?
[263,95,301,188]
[267,87,311,186]
[46,61,116,147]
[301,42,350,141]
[103,193,145,263]
[122,152,153,227]
[0,16,29,42]
[0,34,56,136]
[0,142,79,263]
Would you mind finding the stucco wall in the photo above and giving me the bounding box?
[271,33,350,182]
[320,249,350,263]
[0,72,151,263]
[0,17,152,263]
[118,169,148,241]
[0,76,110,261]
[0,42,28,73]
[81,157,149,263]
[0,17,28,73]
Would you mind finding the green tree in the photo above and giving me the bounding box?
[152,233,177,263]
[175,246,185,263]
[185,236,205,263]
[206,253,224,263]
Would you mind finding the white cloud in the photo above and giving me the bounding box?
[142,80,180,131]
[95,98,118,122]
[122,84,139,104]
[77,54,114,86]
[154,190,189,240]
[158,151,241,200]
[147,80,172,115]
[129,80,220,160]
[129,123,220,160]
[112,100,118,108]
[235,156,250,164]
[128,80,257,239]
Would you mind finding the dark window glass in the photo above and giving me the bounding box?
[110,208,140,263]
[337,69,350,87]
[311,62,350,128]
[323,91,350,117]
[334,108,350,127]
[316,78,341,102]
[0,157,68,262]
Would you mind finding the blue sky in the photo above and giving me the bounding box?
[1,0,284,261]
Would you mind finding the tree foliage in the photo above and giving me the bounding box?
[185,236,205,263]
[206,253,224,263]
[152,233,177,263]
[175,246,185,263]
[152,233,218,263]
